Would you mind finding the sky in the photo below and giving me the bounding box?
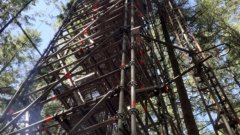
[4,0,69,87]
[21,0,68,54]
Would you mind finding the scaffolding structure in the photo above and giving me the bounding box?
[0,0,239,135]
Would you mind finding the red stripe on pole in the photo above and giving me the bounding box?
[93,2,98,12]
[139,49,143,55]
[120,64,126,69]
[80,48,84,53]
[163,86,169,93]
[51,96,57,101]
[83,27,89,35]
[139,58,143,65]
[80,38,84,45]
[143,106,147,112]
[44,116,53,123]
[130,102,136,107]
[64,72,72,79]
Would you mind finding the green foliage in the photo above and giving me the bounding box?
[0,0,35,28]
[41,101,62,117]
[0,0,41,113]
[0,28,41,85]
[0,28,41,114]
[186,0,240,133]
[194,0,240,59]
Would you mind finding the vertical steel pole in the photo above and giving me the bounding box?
[117,0,128,134]
[130,0,137,135]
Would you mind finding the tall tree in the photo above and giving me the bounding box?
[160,15,200,135]
[0,0,42,115]
[192,0,240,105]
[0,28,41,114]
[0,0,35,34]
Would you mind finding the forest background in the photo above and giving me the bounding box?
[0,0,239,134]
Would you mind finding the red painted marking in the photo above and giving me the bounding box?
[64,72,72,79]
[80,38,84,44]
[139,49,143,55]
[51,96,57,101]
[143,106,148,112]
[130,102,136,107]
[120,64,126,69]
[140,84,145,89]
[83,27,89,35]
[163,86,170,93]
[139,59,143,65]
[93,3,98,12]
[44,116,53,123]
[80,48,84,53]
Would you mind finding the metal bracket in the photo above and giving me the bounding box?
[129,108,139,115]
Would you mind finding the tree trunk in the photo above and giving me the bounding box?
[160,16,200,135]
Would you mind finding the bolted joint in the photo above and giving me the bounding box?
[129,108,139,115]
[120,26,130,33]
[121,49,127,54]
[128,80,137,86]
[119,85,125,89]
[113,86,121,94]
[131,26,141,35]
[131,42,135,48]
[120,64,126,70]
[128,42,136,50]
[129,60,135,66]
[117,112,127,120]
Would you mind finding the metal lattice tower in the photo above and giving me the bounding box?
[0,0,239,135]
